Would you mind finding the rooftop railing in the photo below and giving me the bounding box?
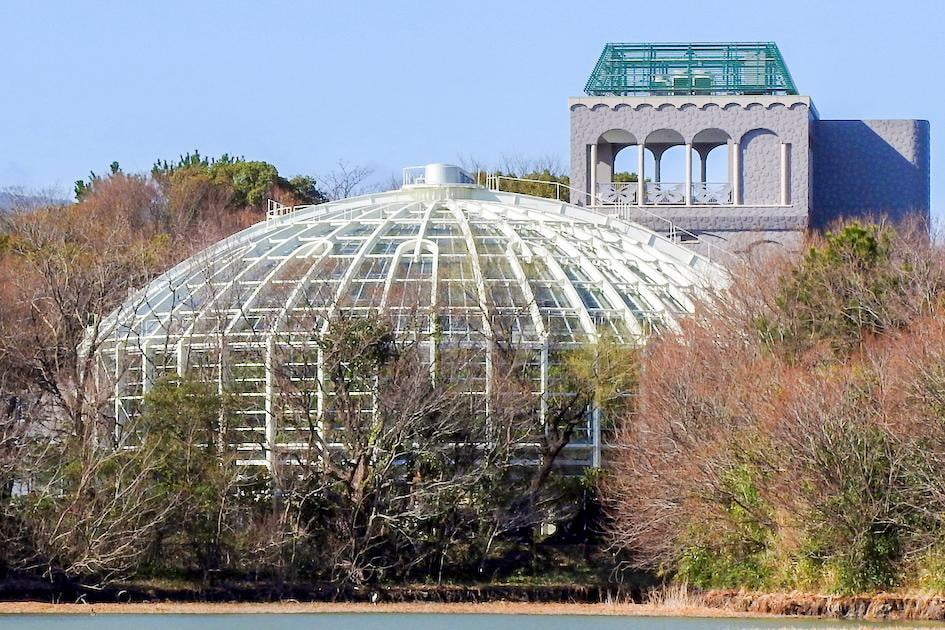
[596,182,734,206]
[484,174,734,265]
[585,42,798,97]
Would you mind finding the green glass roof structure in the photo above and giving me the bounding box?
[584,42,798,97]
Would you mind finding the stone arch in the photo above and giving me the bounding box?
[598,129,637,145]
[692,128,732,183]
[590,129,640,195]
[740,128,781,205]
[644,129,686,184]
[644,128,685,146]
[598,130,639,180]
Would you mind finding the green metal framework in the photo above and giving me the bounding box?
[584,42,798,97]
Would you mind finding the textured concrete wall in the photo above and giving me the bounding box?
[570,98,931,258]
[621,205,807,261]
[740,129,781,205]
[570,96,812,218]
[811,120,930,228]
[621,206,807,232]
[570,96,812,255]
[676,230,805,259]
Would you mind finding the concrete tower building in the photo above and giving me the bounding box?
[569,43,931,253]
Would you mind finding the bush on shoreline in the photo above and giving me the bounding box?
[605,221,945,594]
[0,162,612,590]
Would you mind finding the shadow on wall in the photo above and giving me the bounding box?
[811,120,930,230]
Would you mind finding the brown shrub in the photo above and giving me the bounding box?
[604,222,945,593]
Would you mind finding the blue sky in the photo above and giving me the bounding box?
[0,0,940,215]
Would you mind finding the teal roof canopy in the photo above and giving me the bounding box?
[585,42,798,97]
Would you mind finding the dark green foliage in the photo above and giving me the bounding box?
[76,150,326,210]
[678,464,773,589]
[285,175,327,205]
[758,223,906,357]
[612,171,639,183]
[136,377,240,577]
[74,161,122,200]
[793,409,920,594]
[151,150,327,208]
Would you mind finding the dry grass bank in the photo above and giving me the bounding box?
[4,585,945,622]
[0,600,759,618]
[702,590,945,621]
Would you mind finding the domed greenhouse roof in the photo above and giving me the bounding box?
[104,171,724,348]
[96,165,727,467]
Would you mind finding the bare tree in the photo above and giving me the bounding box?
[318,160,375,201]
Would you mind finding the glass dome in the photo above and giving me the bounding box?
[96,173,726,468]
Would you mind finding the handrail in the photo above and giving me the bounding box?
[481,174,593,203]
[264,175,735,264]
[266,199,299,221]
[484,174,734,265]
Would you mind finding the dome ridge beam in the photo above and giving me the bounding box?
[114,244,251,345]
[412,201,437,260]
[471,201,546,341]
[181,221,329,340]
[320,201,418,333]
[486,207,550,425]
[450,201,493,340]
[450,201,494,419]
[268,218,378,332]
[185,203,388,340]
[223,237,337,336]
[528,242,598,342]
[379,236,439,311]
[544,226,644,339]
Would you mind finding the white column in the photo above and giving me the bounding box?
[539,341,548,425]
[176,338,187,377]
[589,143,598,206]
[781,142,791,206]
[264,335,275,474]
[684,143,693,206]
[637,144,645,206]
[591,405,602,468]
[731,141,740,206]
[216,335,227,452]
[113,343,122,438]
[141,345,153,394]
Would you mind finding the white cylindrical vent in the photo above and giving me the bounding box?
[424,163,451,185]
[423,163,472,185]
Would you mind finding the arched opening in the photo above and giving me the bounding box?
[612,145,638,181]
[701,145,729,181]
[643,129,686,205]
[591,129,639,205]
[692,128,733,205]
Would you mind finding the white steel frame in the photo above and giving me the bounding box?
[96,182,726,471]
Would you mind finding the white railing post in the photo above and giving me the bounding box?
[780,142,790,206]
[637,144,645,207]
[684,143,693,206]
